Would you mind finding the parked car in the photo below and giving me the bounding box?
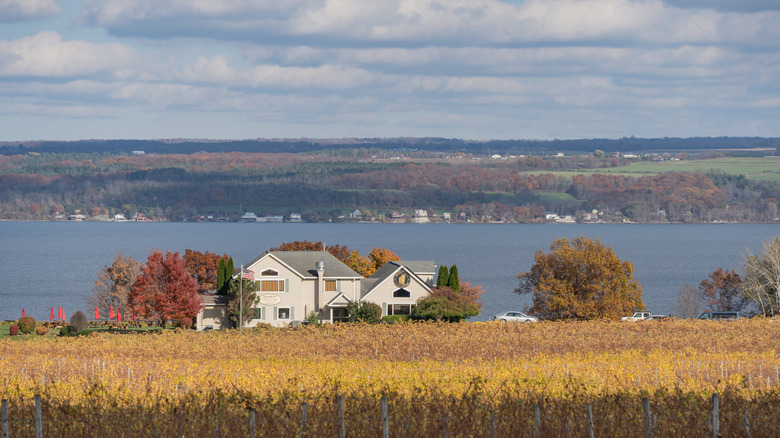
[696,311,740,320]
[493,311,538,323]
[621,312,652,321]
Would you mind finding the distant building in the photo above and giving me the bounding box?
[196,251,435,329]
[349,209,363,219]
[241,212,258,222]
[266,215,284,223]
[288,213,302,223]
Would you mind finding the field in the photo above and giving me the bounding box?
[521,157,780,182]
[2,320,780,436]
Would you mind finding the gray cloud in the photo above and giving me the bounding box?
[0,0,61,22]
[663,0,780,12]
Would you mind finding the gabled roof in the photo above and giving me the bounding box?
[362,260,434,298]
[326,292,353,307]
[246,251,362,279]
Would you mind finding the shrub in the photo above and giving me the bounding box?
[179,317,193,329]
[346,301,382,323]
[69,310,88,333]
[35,326,49,336]
[381,315,410,324]
[59,326,72,337]
[9,325,19,336]
[18,316,36,334]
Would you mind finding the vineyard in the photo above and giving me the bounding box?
[2,320,780,436]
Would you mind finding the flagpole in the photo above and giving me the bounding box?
[239,265,243,331]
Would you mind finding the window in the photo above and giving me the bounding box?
[260,280,285,292]
[325,280,337,292]
[277,307,291,320]
[388,304,414,316]
[332,307,349,323]
[261,269,278,276]
[393,289,411,298]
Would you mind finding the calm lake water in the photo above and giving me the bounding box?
[1,222,777,322]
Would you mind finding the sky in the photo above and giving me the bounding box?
[1,0,779,141]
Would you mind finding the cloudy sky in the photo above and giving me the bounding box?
[1,0,779,141]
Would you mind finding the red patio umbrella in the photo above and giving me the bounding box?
[110,305,114,319]
[95,306,99,320]
[132,314,136,320]
[58,306,62,320]
[117,310,122,322]
[50,307,55,320]
[22,308,26,317]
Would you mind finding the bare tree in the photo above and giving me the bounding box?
[88,252,140,319]
[673,284,702,319]
[742,237,780,316]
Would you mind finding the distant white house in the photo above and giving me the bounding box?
[288,213,302,223]
[349,209,363,219]
[241,212,258,222]
[413,209,429,223]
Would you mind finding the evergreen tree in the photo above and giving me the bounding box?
[436,265,449,288]
[216,258,226,293]
[448,265,460,292]
[219,257,235,295]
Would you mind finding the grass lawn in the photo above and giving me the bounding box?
[520,157,780,182]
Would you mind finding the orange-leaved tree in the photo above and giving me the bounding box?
[128,250,203,326]
[183,249,229,294]
[89,252,140,319]
[515,236,644,320]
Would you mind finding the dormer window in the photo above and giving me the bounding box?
[261,269,278,276]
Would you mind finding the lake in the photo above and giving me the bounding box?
[1,222,777,322]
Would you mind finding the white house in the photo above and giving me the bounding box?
[196,251,435,329]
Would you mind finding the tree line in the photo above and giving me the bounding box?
[1,151,779,223]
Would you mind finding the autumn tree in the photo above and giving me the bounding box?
[225,277,257,328]
[366,247,401,277]
[742,236,780,316]
[673,284,702,319]
[128,250,203,326]
[183,249,228,294]
[88,252,140,319]
[699,267,750,312]
[412,281,484,322]
[515,236,644,320]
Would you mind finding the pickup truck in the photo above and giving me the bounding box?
[620,312,666,321]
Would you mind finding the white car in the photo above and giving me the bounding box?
[493,311,538,323]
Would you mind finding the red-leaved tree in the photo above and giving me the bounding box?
[129,250,203,326]
[699,267,750,312]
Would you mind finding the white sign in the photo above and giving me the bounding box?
[259,294,282,306]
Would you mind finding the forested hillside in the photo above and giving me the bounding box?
[1,148,778,223]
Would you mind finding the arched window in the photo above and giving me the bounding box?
[261,269,278,276]
[393,289,411,298]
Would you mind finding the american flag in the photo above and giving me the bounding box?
[240,266,254,280]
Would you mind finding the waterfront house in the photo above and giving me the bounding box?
[196,251,434,329]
